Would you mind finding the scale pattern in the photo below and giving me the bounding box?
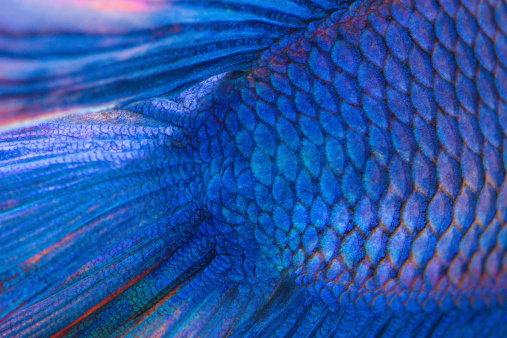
[0,0,506,337]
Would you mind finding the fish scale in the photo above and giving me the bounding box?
[158,0,507,313]
[0,0,506,336]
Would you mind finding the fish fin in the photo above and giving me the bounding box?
[0,109,197,326]
[0,0,350,129]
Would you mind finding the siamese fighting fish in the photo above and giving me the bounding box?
[0,0,506,337]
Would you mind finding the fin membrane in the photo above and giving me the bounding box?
[0,0,352,128]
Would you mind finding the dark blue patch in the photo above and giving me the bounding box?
[384,54,411,93]
[254,123,276,157]
[365,227,384,264]
[255,182,274,213]
[237,169,255,200]
[270,73,293,97]
[480,219,501,253]
[225,110,240,135]
[346,131,367,169]
[456,40,477,79]
[497,34,507,69]
[412,228,437,267]
[296,169,314,208]
[409,45,433,88]
[199,139,212,163]
[409,11,435,52]
[255,224,273,246]
[252,149,274,186]
[364,158,386,202]
[354,197,375,233]
[484,142,505,188]
[292,203,309,233]
[437,151,462,198]
[368,11,389,36]
[341,102,367,134]
[437,112,462,158]
[302,139,321,177]
[340,231,365,269]
[475,32,496,72]
[459,110,483,154]
[237,103,257,132]
[339,23,361,49]
[476,183,497,226]
[273,206,291,232]
[311,196,329,231]
[392,120,415,161]
[402,192,427,233]
[295,91,317,118]
[369,125,390,166]
[313,79,338,112]
[497,65,507,100]
[206,175,222,203]
[256,100,277,127]
[300,115,324,146]
[477,68,498,110]
[387,227,411,268]
[360,28,387,68]
[462,147,485,192]
[276,143,298,182]
[456,72,479,113]
[273,176,294,211]
[320,168,337,205]
[210,138,223,160]
[413,152,437,197]
[321,229,339,263]
[435,10,458,51]
[326,136,346,174]
[331,201,350,236]
[277,95,298,122]
[222,166,237,193]
[358,60,386,99]
[415,0,439,22]
[331,39,361,75]
[342,165,362,206]
[428,191,452,235]
[309,47,333,82]
[303,226,319,253]
[333,72,361,105]
[276,116,300,151]
[288,63,312,92]
[456,6,478,46]
[434,75,459,117]
[433,43,456,82]
[460,224,479,260]
[391,1,413,28]
[363,94,388,129]
[256,81,277,104]
[385,21,412,62]
[387,87,413,124]
[320,110,344,140]
[439,0,460,18]
[479,103,503,147]
[389,156,411,199]
[411,82,437,122]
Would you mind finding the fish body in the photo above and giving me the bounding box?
[0,0,507,337]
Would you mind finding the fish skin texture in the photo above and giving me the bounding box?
[1,0,507,337]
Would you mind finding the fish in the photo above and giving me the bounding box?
[0,0,506,336]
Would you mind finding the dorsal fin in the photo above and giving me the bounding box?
[0,0,352,130]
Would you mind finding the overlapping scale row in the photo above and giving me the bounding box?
[209,0,507,313]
